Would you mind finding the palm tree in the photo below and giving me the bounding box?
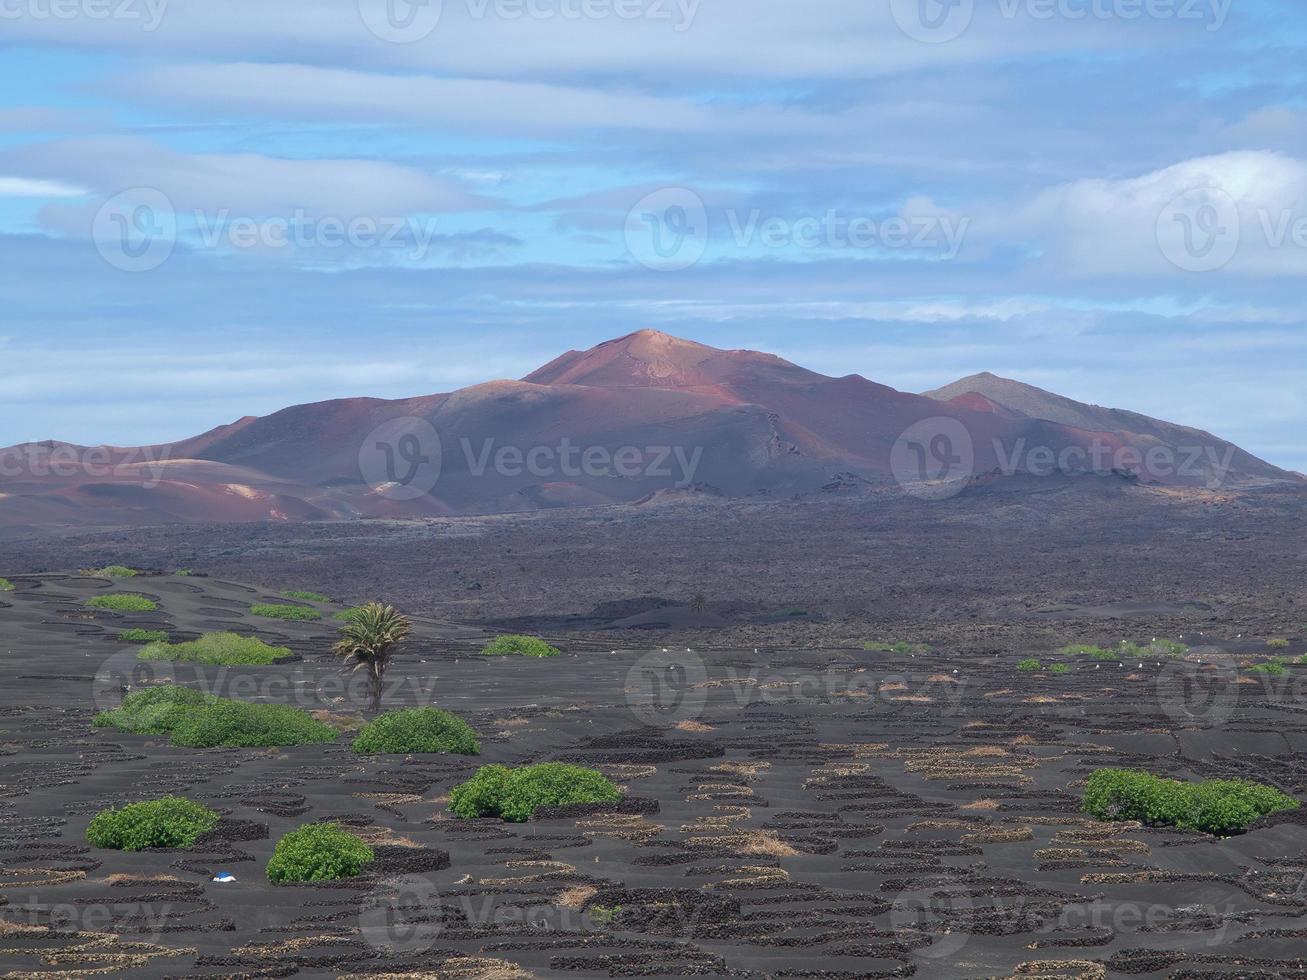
[689,593,708,616]
[333,602,413,714]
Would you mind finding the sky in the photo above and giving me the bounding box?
[1,0,1305,470]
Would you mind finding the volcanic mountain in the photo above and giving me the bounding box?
[1,330,1297,526]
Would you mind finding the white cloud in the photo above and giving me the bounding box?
[965,151,1307,278]
[1,138,492,222]
[0,176,87,197]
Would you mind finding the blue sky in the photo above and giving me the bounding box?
[1,0,1305,470]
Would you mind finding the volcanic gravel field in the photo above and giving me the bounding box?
[2,571,1307,979]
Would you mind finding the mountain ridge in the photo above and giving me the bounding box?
[1,331,1297,526]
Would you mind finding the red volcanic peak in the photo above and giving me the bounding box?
[522,329,824,389]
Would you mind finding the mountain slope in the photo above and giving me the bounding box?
[924,373,1290,483]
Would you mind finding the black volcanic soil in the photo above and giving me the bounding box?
[2,525,1307,977]
[4,480,1306,655]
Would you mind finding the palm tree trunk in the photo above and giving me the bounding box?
[370,664,382,715]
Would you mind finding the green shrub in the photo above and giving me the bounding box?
[282,590,332,603]
[266,823,373,883]
[119,628,169,644]
[1082,768,1298,835]
[481,634,560,658]
[1267,638,1290,650]
[170,700,338,749]
[137,632,291,666]
[1016,659,1042,671]
[334,606,366,622]
[1049,663,1070,675]
[450,763,620,822]
[1059,644,1119,660]
[351,708,480,755]
[93,685,210,735]
[86,565,139,578]
[587,904,619,926]
[1061,640,1187,661]
[87,594,157,612]
[93,685,337,748]
[1248,658,1287,676]
[250,603,321,621]
[174,569,194,576]
[86,796,218,851]
[0,578,13,592]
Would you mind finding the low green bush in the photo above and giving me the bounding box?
[1267,638,1290,650]
[86,796,218,851]
[1016,658,1042,671]
[334,606,366,622]
[1049,663,1070,674]
[93,685,338,748]
[93,685,209,735]
[170,700,338,748]
[137,632,291,666]
[87,594,157,612]
[0,578,13,592]
[266,823,373,883]
[282,590,332,603]
[351,707,480,755]
[86,565,139,578]
[1059,644,1119,660]
[1082,768,1298,835]
[119,628,169,644]
[450,763,620,822]
[1061,640,1188,661]
[250,603,321,621]
[1248,658,1287,676]
[864,640,932,654]
[481,634,560,658]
